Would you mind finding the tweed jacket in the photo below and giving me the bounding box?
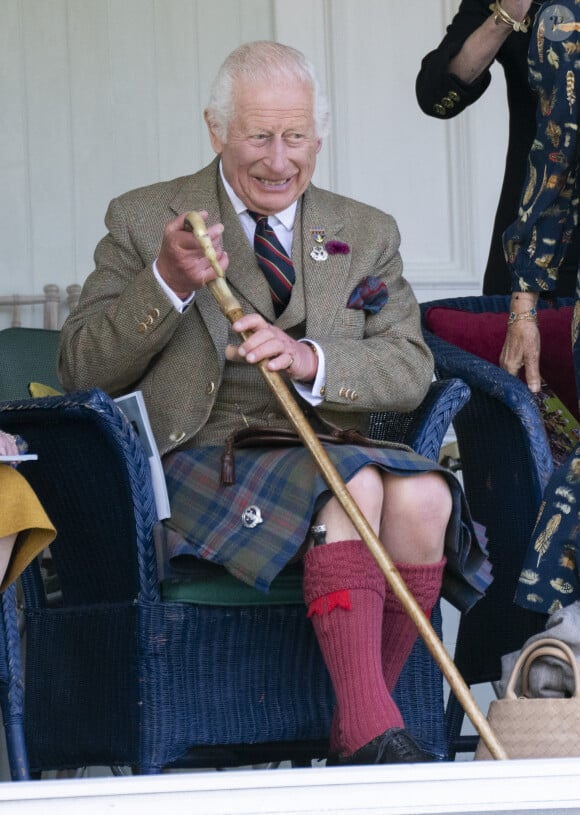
[58,158,433,455]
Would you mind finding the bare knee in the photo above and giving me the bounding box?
[348,466,384,511]
[315,466,383,540]
[396,472,452,525]
[380,472,451,563]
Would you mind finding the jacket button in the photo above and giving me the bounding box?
[339,386,347,397]
[169,430,186,443]
[433,103,446,116]
[351,391,359,401]
[136,322,148,333]
[148,307,160,319]
[448,91,460,102]
[205,381,215,395]
[319,385,326,397]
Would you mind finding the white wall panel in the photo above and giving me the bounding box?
[287,0,509,300]
[0,0,510,327]
[23,1,77,293]
[1,1,33,293]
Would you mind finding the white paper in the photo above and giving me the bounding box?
[114,391,171,520]
[0,454,38,461]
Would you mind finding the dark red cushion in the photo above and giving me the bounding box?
[424,305,578,418]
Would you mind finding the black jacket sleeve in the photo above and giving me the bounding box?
[416,0,493,119]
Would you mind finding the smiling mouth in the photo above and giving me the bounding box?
[258,178,291,187]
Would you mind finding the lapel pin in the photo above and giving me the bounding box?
[310,229,328,261]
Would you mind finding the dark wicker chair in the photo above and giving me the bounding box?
[420,294,575,758]
[0,584,26,780]
[0,377,470,777]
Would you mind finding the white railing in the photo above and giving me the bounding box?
[0,284,81,330]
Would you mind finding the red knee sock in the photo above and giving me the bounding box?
[303,539,404,757]
[381,558,446,693]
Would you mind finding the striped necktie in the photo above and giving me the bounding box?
[248,211,295,316]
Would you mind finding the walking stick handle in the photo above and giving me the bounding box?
[183,211,507,760]
[184,210,244,325]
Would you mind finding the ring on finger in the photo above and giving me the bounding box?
[287,355,295,370]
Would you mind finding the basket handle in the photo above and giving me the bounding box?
[505,637,580,699]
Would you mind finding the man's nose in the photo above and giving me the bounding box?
[264,136,289,169]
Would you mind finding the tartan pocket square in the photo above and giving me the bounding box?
[347,276,388,313]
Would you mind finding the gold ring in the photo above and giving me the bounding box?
[287,355,295,370]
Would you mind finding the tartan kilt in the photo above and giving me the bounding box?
[162,442,491,610]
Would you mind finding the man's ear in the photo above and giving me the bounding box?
[204,109,224,154]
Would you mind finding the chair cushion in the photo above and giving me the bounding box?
[424,305,578,418]
[161,560,305,606]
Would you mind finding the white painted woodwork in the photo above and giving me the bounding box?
[1,0,510,326]
[2,757,580,814]
[0,284,80,329]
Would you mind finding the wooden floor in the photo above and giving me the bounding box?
[1,758,580,814]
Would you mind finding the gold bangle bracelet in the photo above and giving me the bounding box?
[492,1,530,33]
[507,307,538,325]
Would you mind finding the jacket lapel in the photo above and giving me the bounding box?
[168,159,222,225]
[301,185,352,337]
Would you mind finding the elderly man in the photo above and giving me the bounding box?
[59,40,488,765]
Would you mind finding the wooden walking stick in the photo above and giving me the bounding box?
[184,210,507,761]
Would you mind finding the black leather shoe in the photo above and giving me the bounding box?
[327,727,436,766]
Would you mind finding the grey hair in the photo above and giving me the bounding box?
[206,41,330,141]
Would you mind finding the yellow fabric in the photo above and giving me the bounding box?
[28,381,62,398]
[0,465,56,591]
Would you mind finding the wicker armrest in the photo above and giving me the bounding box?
[368,377,470,462]
[422,328,553,494]
[0,388,159,607]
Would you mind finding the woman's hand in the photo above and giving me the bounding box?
[227,314,318,382]
[499,293,542,393]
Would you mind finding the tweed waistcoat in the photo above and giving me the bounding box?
[191,200,308,447]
